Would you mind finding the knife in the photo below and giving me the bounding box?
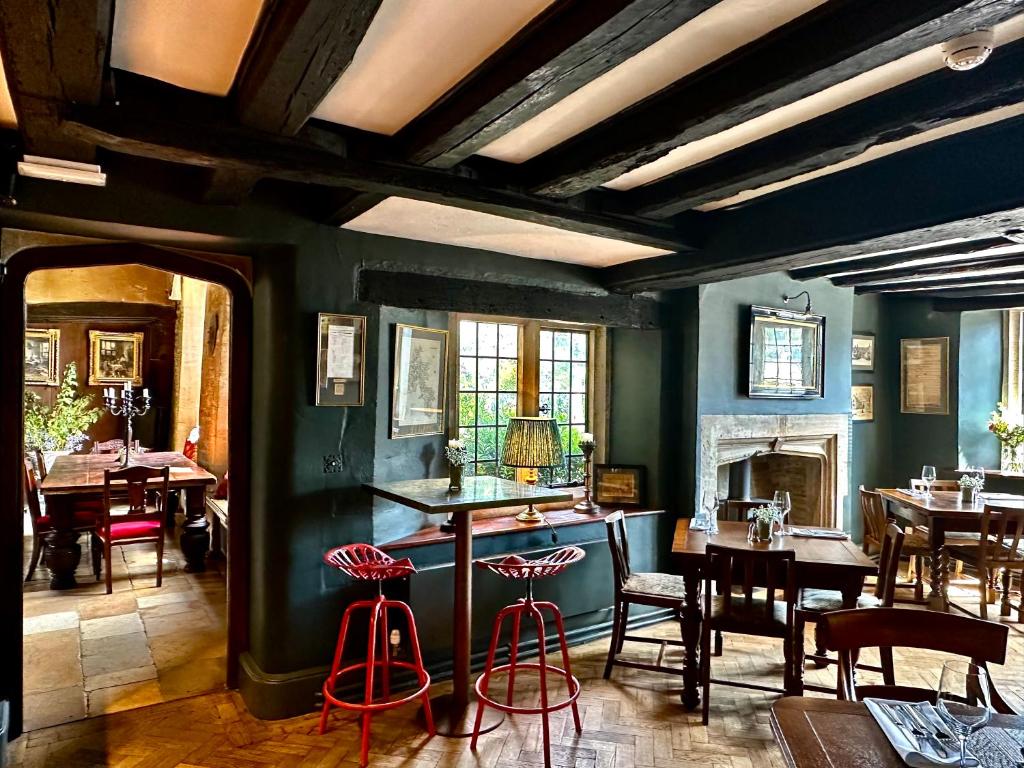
[900,704,951,759]
[878,703,928,754]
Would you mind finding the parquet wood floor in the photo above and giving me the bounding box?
[12,580,1023,768]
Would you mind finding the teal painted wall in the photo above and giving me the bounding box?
[958,310,1002,470]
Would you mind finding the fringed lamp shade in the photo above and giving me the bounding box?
[500,417,564,469]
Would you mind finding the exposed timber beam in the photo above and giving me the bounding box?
[598,115,1024,293]
[855,276,1024,294]
[933,294,1024,311]
[60,86,693,251]
[396,0,717,168]
[522,0,1023,198]
[628,38,1024,218]
[829,250,1024,287]
[0,0,113,160]
[788,236,1011,280]
[320,190,388,226]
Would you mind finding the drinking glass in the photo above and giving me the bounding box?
[937,659,992,767]
[702,491,720,535]
[772,490,792,535]
[921,465,937,497]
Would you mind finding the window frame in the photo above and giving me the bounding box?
[447,313,608,485]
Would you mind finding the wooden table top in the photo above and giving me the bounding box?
[363,476,573,514]
[40,452,217,496]
[672,520,876,574]
[878,489,1024,519]
[771,697,1024,768]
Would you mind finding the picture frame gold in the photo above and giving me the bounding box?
[316,313,366,406]
[25,328,60,386]
[900,337,949,415]
[88,330,144,386]
[593,464,645,507]
[391,324,449,439]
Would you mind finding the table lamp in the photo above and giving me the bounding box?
[500,416,564,523]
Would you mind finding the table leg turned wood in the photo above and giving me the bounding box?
[681,572,702,710]
[927,521,949,612]
[179,485,210,573]
[42,496,82,589]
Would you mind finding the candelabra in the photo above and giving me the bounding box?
[574,435,599,513]
[102,383,151,467]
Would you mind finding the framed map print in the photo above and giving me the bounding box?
[391,324,448,439]
[25,328,60,386]
[89,331,143,386]
[316,313,366,406]
[900,337,949,415]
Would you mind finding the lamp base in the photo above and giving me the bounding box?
[516,505,545,523]
[574,499,599,513]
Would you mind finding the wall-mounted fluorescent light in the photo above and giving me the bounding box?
[17,155,106,186]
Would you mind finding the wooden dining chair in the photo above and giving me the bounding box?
[860,487,928,602]
[95,465,169,594]
[92,438,125,455]
[792,522,903,694]
[817,607,1019,714]
[700,544,797,725]
[22,457,99,582]
[910,478,960,492]
[603,511,688,680]
[947,503,1024,622]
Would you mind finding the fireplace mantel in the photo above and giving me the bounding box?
[700,414,850,529]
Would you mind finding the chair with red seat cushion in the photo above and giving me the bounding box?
[22,457,99,582]
[94,465,169,594]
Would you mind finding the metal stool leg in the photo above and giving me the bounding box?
[507,609,522,705]
[359,599,382,768]
[540,601,581,734]
[379,602,391,700]
[471,605,512,750]
[320,601,359,734]
[397,600,435,736]
[528,603,552,768]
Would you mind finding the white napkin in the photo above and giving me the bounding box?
[897,488,926,498]
[864,699,973,767]
[788,527,849,540]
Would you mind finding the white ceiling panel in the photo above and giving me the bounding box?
[476,0,826,164]
[111,0,265,96]
[342,197,672,267]
[313,0,555,135]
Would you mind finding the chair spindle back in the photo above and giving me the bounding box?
[605,511,631,593]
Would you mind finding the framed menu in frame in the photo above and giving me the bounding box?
[316,313,366,406]
[900,337,949,415]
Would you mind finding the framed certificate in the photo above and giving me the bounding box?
[316,313,366,406]
[900,337,949,415]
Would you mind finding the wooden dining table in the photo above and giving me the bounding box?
[671,520,877,709]
[771,697,1024,767]
[877,489,1024,611]
[40,451,217,588]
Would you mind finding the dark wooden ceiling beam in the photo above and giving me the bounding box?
[396,0,718,168]
[522,0,1023,198]
[627,39,1024,218]
[598,115,1024,292]
[933,294,1024,311]
[320,190,388,226]
[0,0,113,160]
[855,275,1024,294]
[61,90,694,250]
[829,249,1024,287]
[788,236,1011,280]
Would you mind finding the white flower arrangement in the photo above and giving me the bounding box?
[444,439,468,467]
[958,474,985,490]
[748,505,778,524]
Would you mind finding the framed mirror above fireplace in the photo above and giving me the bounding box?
[748,305,825,399]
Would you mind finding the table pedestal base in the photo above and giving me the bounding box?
[44,529,82,590]
[418,692,504,738]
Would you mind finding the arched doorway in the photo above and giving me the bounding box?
[1,241,252,737]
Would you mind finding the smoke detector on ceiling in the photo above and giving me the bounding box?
[942,30,995,71]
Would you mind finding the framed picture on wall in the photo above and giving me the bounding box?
[852,333,875,371]
[25,328,60,386]
[748,305,825,399]
[316,313,366,406]
[391,324,448,439]
[900,337,949,415]
[88,331,144,386]
[851,384,874,422]
[593,464,645,507]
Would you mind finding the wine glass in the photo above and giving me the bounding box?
[702,490,721,535]
[772,490,792,535]
[921,465,937,497]
[937,659,992,767]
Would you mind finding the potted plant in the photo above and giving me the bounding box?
[748,505,777,543]
[24,363,102,465]
[988,403,1024,473]
[444,438,468,493]
[958,474,984,505]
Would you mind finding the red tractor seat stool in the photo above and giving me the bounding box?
[319,544,434,767]
[471,547,586,768]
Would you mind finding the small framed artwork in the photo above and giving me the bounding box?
[593,464,645,507]
[89,331,143,386]
[900,337,949,415]
[316,313,366,406]
[851,384,874,422]
[748,305,825,399]
[852,333,875,371]
[25,328,60,386]
[391,324,448,439]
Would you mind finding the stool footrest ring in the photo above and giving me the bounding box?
[474,662,580,715]
[323,660,430,713]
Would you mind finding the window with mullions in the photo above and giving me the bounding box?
[457,320,519,478]
[538,328,589,486]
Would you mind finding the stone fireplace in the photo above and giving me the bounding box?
[700,414,850,529]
